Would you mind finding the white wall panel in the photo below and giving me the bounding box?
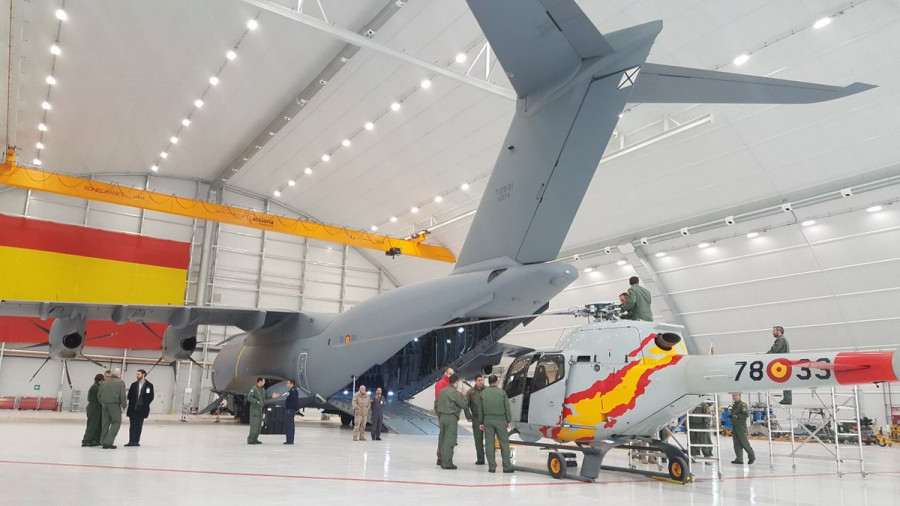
[0,188,27,215]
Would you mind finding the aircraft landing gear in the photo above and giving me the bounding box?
[513,438,693,484]
[340,413,353,426]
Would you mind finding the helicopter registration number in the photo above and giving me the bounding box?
[734,358,832,382]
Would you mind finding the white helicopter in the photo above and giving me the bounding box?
[498,304,898,482]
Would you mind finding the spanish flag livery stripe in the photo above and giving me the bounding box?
[0,214,189,348]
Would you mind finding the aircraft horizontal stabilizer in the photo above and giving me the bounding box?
[629,63,875,104]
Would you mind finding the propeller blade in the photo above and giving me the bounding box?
[29,357,52,383]
[146,356,165,376]
[64,361,73,389]
[84,332,117,342]
[22,341,50,350]
[140,322,163,341]
[188,356,204,370]
[29,321,51,334]
[79,353,106,368]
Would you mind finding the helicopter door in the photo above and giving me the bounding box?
[526,354,567,427]
[503,354,538,422]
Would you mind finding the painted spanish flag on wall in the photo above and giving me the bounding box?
[0,214,190,348]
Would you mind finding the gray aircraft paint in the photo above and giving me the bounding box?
[0,0,872,407]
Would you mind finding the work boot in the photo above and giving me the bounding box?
[436,459,442,466]
[730,459,743,464]
[442,464,458,470]
[748,458,755,465]
[353,436,359,441]
[475,460,485,465]
[503,468,515,474]
[488,468,496,473]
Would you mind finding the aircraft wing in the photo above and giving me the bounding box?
[0,300,297,332]
[467,0,614,97]
[629,63,876,104]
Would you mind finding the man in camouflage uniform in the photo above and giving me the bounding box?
[463,374,486,465]
[436,374,468,469]
[767,326,792,405]
[97,369,127,449]
[247,377,269,444]
[351,385,371,441]
[730,393,755,465]
[479,374,514,473]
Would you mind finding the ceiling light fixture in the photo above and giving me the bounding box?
[209,76,219,86]
[583,267,593,273]
[304,167,312,175]
[194,99,204,108]
[390,102,401,111]
[35,142,44,150]
[813,17,832,29]
[410,206,419,213]
[617,260,627,266]
[390,216,398,223]
[867,205,883,213]
[32,158,41,165]
[247,19,259,30]
[420,79,432,89]
[698,242,710,249]
[45,76,56,85]
[273,189,281,197]
[50,44,61,56]
[733,54,750,65]
[460,183,470,191]
[747,232,759,238]
[150,165,159,172]
[226,50,237,60]
[182,118,191,127]
[321,154,331,162]
[41,101,52,110]
[364,122,374,131]
[55,9,67,21]
[655,252,667,258]
[160,152,168,159]
[170,136,179,144]
[287,179,296,187]
[801,219,816,227]
[341,139,351,147]
[370,225,378,232]
[38,123,47,131]
[434,195,443,203]
[455,53,467,63]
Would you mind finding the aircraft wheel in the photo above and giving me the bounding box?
[668,455,688,482]
[340,413,353,426]
[547,452,567,479]
[878,439,887,447]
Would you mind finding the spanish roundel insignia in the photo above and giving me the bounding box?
[344,335,352,344]
[767,358,792,383]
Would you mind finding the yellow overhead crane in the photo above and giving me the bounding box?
[0,150,455,263]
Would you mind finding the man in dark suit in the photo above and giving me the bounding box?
[125,369,154,447]
[284,379,300,445]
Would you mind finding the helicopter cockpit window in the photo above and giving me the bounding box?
[504,355,536,399]
[531,354,565,393]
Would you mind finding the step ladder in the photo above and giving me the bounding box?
[70,388,83,412]
[685,395,724,479]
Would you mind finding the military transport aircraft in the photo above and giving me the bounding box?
[0,0,873,416]
[501,314,898,482]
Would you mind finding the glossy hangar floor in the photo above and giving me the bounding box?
[2,413,900,505]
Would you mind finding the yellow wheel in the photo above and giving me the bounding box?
[547,452,567,479]
[668,456,688,482]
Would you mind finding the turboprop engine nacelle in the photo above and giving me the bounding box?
[49,316,86,360]
[162,325,199,362]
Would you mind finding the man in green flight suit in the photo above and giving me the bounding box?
[729,393,755,465]
[687,402,713,458]
[436,373,468,470]
[81,373,105,447]
[463,374,486,465]
[621,276,653,321]
[767,326,792,405]
[97,368,127,449]
[479,374,514,473]
[247,377,279,444]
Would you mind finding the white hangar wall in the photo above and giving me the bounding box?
[0,175,398,413]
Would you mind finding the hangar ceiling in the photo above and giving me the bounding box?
[2,0,899,289]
